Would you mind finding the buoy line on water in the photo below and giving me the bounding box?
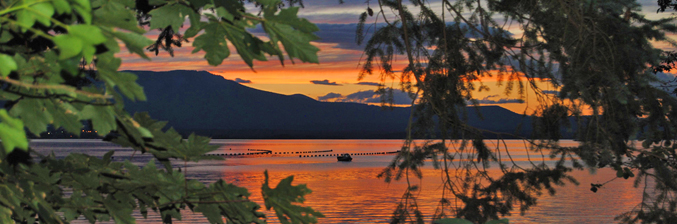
[205,150,401,158]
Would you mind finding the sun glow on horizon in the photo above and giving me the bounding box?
[114,0,676,117]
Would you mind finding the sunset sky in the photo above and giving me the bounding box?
[118,0,677,114]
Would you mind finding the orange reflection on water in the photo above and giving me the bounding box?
[222,168,419,223]
[35,139,648,223]
[211,140,647,223]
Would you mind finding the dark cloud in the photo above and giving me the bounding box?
[314,23,363,50]
[474,95,524,104]
[298,0,366,9]
[499,57,561,80]
[234,78,252,84]
[302,13,363,25]
[654,72,677,82]
[318,88,414,105]
[246,23,364,51]
[345,90,376,100]
[651,72,677,96]
[318,92,343,101]
[249,21,513,52]
[310,79,342,85]
[294,0,367,23]
[309,22,512,51]
[356,82,380,86]
[542,90,559,95]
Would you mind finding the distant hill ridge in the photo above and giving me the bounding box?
[124,70,534,139]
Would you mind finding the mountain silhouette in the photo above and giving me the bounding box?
[124,70,534,139]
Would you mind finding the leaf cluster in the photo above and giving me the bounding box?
[0,0,322,223]
[359,0,677,223]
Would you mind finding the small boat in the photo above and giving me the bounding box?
[337,153,352,161]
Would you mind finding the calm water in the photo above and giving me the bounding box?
[30,139,645,223]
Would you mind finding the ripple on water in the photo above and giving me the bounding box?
[34,139,646,224]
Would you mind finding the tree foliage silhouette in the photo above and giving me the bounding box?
[357,0,677,223]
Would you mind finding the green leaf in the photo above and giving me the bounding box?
[262,170,324,224]
[183,12,202,38]
[14,0,56,29]
[61,208,79,221]
[15,9,36,32]
[43,99,83,135]
[69,25,106,45]
[0,54,17,77]
[95,50,122,70]
[261,6,320,64]
[269,7,319,33]
[433,218,474,224]
[175,133,220,162]
[187,0,212,9]
[215,7,234,22]
[109,112,176,154]
[98,70,146,101]
[0,31,13,43]
[81,105,116,136]
[0,109,28,153]
[81,43,97,63]
[222,22,268,67]
[30,2,55,26]
[137,127,153,138]
[148,4,196,31]
[111,31,154,59]
[486,218,510,224]
[102,150,115,163]
[148,0,166,6]
[53,34,83,60]
[72,0,92,24]
[214,0,245,17]
[256,0,281,6]
[93,0,144,33]
[9,98,53,135]
[58,57,81,75]
[263,21,319,64]
[195,179,266,223]
[0,206,15,224]
[103,193,135,224]
[72,0,91,10]
[193,203,223,224]
[192,23,230,65]
[102,34,121,54]
[52,0,72,14]
[0,91,20,101]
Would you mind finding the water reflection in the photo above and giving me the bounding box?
[31,139,646,223]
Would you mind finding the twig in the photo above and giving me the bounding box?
[0,76,111,99]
